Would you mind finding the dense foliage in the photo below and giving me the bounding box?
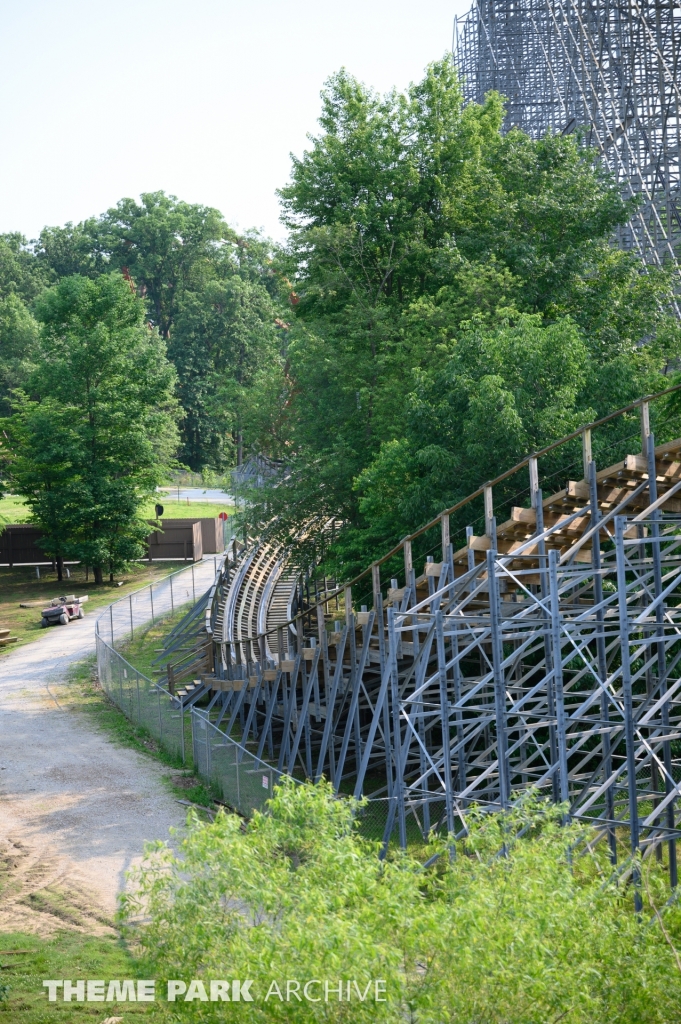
[0,274,179,581]
[123,781,681,1023]
[1,56,681,575]
[0,195,284,473]
[243,58,681,574]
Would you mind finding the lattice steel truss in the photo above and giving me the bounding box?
[454,0,681,269]
[186,390,681,898]
[380,488,681,895]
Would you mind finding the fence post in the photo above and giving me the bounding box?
[150,582,154,624]
[192,564,196,602]
[129,594,134,638]
[170,575,174,614]
[236,740,240,809]
[136,671,141,724]
[180,704,185,764]
[158,686,163,741]
[110,605,114,648]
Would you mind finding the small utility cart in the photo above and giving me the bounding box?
[40,595,88,628]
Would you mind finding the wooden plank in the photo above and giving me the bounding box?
[425,561,444,576]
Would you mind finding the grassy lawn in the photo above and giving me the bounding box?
[116,603,195,681]
[0,493,235,524]
[0,495,31,524]
[0,931,171,1021]
[142,497,236,519]
[0,561,190,654]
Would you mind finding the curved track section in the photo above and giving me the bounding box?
[198,392,681,886]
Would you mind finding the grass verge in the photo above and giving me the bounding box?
[0,561,191,655]
[0,930,170,1020]
[0,492,234,524]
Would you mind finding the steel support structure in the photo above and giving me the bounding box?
[454,0,681,271]
[182,390,681,894]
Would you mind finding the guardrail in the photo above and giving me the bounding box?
[229,382,681,652]
[191,710,290,816]
[96,635,188,762]
[96,624,288,815]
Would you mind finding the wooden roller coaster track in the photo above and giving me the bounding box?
[170,383,681,894]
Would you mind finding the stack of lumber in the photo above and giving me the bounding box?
[0,627,18,646]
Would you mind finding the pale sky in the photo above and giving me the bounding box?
[0,0,471,243]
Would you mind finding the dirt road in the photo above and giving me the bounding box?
[0,565,215,935]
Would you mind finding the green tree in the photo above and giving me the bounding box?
[2,273,180,582]
[0,232,50,303]
[123,782,681,1023]
[38,195,286,470]
[172,275,282,468]
[0,293,40,417]
[248,58,680,569]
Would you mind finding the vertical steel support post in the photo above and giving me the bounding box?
[110,605,114,648]
[435,609,456,839]
[534,483,558,802]
[645,430,678,887]
[615,516,643,912]
[548,550,569,807]
[484,484,496,547]
[388,607,407,849]
[466,526,475,578]
[582,427,592,479]
[487,550,510,809]
[441,513,453,580]
[129,594,134,638]
[451,620,466,797]
[589,459,617,863]
[149,583,154,624]
[170,575,174,614]
[372,562,391,800]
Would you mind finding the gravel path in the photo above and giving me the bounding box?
[0,561,217,935]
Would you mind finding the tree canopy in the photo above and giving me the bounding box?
[244,58,681,572]
[29,193,284,470]
[0,56,680,575]
[1,274,179,582]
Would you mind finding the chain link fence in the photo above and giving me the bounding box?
[95,559,221,764]
[191,709,290,817]
[96,635,188,763]
[97,557,221,649]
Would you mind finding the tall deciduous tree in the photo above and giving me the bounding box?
[35,195,286,470]
[1,274,180,582]
[248,58,681,570]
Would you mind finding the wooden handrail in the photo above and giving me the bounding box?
[231,380,681,644]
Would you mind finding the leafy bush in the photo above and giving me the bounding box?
[122,781,681,1023]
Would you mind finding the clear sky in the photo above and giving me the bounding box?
[0,0,471,243]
